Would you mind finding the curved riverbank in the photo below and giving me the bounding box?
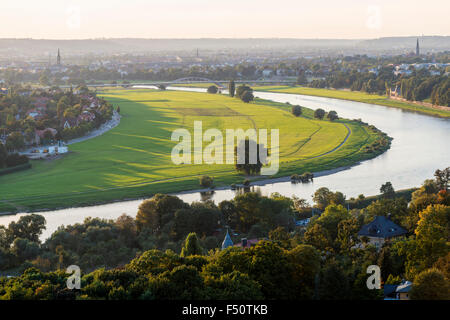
[251,86,450,118]
[0,89,387,215]
[0,88,448,240]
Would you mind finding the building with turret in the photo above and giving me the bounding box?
[221,229,233,250]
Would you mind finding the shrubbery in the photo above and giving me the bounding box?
[199,175,214,188]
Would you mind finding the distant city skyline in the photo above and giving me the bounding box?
[0,0,448,40]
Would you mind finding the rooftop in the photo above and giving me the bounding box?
[358,215,407,239]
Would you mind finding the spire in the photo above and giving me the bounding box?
[57,49,61,65]
[221,229,233,250]
[416,38,420,56]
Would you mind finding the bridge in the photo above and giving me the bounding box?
[54,77,296,90]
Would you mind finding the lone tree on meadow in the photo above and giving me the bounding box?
[240,90,254,103]
[229,80,236,97]
[292,105,302,117]
[327,110,338,121]
[314,108,326,120]
[235,138,266,175]
[207,85,218,94]
[236,85,253,99]
[199,175,214,188]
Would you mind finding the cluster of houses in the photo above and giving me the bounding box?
[26,97,51,120]
[1,91,108,159]
[63,95,100,129]
[23,95,100,131]
[392,62,449,77]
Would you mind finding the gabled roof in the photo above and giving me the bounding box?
[358,216,407,239]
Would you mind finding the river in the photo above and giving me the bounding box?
[1,87,449,240]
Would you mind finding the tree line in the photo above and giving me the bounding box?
[0,168,448,300]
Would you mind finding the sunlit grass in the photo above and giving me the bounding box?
[0,89,383,213]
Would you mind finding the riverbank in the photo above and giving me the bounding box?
[0,163,357,217]
[0,89,390,215]
[252,86,450,118]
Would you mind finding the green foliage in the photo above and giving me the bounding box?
[235,85,254,103]
[207,85,218,94]
[312,187,346,211]
[327,110,338,121]
[291,105,302,117]
[314,108,325,120]
[234,138,265,175]
[0,174,448,300]
[136,194,188,232]
[380,181,395,198]
[228,80,235,97]
[0,90,390,213]
[410,268,450,300]
[180,233,204,257]
[199,175,214,188]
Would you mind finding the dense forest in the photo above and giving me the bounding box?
[0,168,448,300]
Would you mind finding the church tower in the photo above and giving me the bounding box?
[416,38,420,56]
[57,49,61,65]
[221,229,233,250]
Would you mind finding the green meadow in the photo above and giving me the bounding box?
[253,85,450,118]
[0,89,386,213]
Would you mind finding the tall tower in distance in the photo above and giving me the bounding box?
[416,38,420,56]
[57,49,61,65]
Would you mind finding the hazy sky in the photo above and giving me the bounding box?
[1,0,449,39]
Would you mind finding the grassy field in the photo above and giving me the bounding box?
[0,89,386,213]
[253,85,450,118]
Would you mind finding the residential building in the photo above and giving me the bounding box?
[357,215,408,249]
[384,280,413,300]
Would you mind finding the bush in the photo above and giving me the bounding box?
[240,90,254,103]
[236,85,253,98]
[292,105,302,117]
[6,153,29,168]
[199,175,214,188]
[207,85,218,94]
[327,110,338,121]
[314,108,326,120]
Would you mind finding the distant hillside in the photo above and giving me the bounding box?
[0,36,448,58]
[360,36,450,52]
